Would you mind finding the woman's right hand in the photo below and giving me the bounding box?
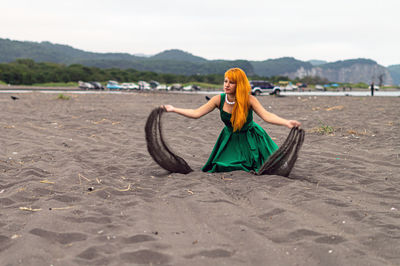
[162,105,175,112]
[286,120,301,129]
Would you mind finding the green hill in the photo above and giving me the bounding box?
[308,59,328,66]
[0,38,397,83]
[251,57,313,77]
[151,49,207,63]
[0,38,256,75]
[0,38,141,64]
[319,58,377,69]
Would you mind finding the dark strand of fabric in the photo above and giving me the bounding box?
[256,127,305,177]
[145,107,193,174]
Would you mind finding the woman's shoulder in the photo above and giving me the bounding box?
[211,93,223,105]
[249,95,263,110]
[249,95,258,105]
[211,94,222,108]
[212,94,222,101]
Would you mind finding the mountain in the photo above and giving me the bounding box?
[0,38,142,64]
[388,65,400,85]
[251,57,313,77]
[0,38,396,84]
[0,38,255,75]
[290,59,393,84]
[308,59,328,66]
[151,49,207,63]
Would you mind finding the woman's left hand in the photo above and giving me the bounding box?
[162,105,175,112]
[286,120,301,129]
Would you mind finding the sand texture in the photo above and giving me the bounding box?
[0,92,399,265]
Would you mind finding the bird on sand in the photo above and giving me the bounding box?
[11,96,19,100]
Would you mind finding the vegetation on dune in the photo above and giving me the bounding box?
[311,121,335,135]
[32,82,78,87]
[57,93,71,100]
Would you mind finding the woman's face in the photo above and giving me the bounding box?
[224,77,237,94]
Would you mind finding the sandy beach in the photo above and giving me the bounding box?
[0,91,399,265]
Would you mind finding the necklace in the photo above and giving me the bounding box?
[225,94,235,105]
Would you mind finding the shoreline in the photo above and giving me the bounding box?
[1,88,399,97]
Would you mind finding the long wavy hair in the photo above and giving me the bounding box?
[224,68,251,132]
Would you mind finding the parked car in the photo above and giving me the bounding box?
[278,81,298,91]
[323,83,340,89]
[156,84,168,90]
[90,82,105,90]
[168,83,183,91]
[78,81,95,90]
[138,81,151,90]
[121,82,140,90]
[315,85,325,91]
[297,83,308,89]
[182,84,201,91]
[250,80,281,95]
[295,83,307,91]
[368,85,380,90]
[150,81,168,90]
[107,80,123,90]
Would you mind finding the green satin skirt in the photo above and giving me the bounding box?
[202,121,278,173]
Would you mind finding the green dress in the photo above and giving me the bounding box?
[202,93,278,173]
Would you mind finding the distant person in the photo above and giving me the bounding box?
[370,82,375,96]
[163,68,301,173]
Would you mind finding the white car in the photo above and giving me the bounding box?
[150,81,168,90]
[78,81,95,90]
[278,81,298,91]
[156,84,168,90]
[369,85,380,90]
[121,83,140,90]
[168,84,183,91]
[138,81,151,90]
[182,85,201,91]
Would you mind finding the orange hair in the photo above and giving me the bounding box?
[224,68,251,132]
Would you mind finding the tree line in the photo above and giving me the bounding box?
[0,59,224,85]
[0,59,332,86]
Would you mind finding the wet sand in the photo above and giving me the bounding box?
[0,92,399,265]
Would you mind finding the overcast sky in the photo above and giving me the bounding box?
[1,0,399,66]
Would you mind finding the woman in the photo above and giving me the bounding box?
[163,68,301,173]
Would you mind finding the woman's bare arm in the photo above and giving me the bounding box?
[249,95,301,128]
[164,95,220,119]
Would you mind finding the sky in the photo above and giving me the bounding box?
[1,0,399,66]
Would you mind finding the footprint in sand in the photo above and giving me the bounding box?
[19,167,50,178]
[184,249,234,259]
[120,249,171,264]
[258,208,286,220]
[0,197,15,206]
[77,247,101,260]
[77,245,118,261]
[123,234,156,244]
[64,216,112,224]
[268,229,322,243]
[0,235,12,252]
[51,194,80,203]
[29,228,87,244]
[314,235,347,244]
